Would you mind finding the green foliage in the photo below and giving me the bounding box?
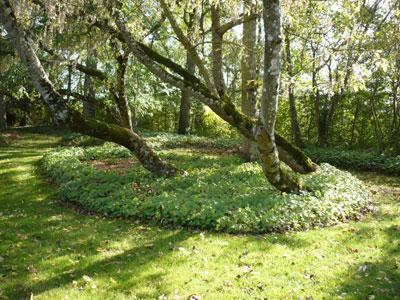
[3,129,400,300]
[41,138,371,233]
[143,131,239,150]
[59,132,105,147]
[193,108,239,138]
[305,147,400,176]
[0,134,7,145]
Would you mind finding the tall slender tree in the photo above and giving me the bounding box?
[241,0,258,161]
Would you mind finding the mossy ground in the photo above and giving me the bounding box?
[0,128,399,299]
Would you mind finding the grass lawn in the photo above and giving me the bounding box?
[0,128,399,300]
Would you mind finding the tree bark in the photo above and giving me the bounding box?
[257,0,301,192]
[285,30,304,148]
[0,94,6,131]
[370,81,384,153]
[0,0,179,176]
[349,100,361,147]
[311,46,327,147]
[104,8,316,178]
[178,50,195,134]
[241,0,258,161]
[113,51,133,130]
[83,52,97,118]
[210,3,226,95]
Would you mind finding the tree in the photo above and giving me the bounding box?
[284,25,304,148]
[1,0,317,192]
[178,7,197,135]
[241,0,259,160]
[107,0,315,191]
[0,0,180,177]
[0,94,6,131]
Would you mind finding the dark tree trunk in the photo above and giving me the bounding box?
[370,81,384,153]
[311,55,327,147]
[285,31,303,148]
[349,100,361,147]
[113,51,133,130]
[178,50,195,134]
[0,94,6,131]
[241,0,258,161]
[83,54,97,118]
[211,4,226,94]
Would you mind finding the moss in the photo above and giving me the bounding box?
[138,42,201,84]
[275,134,316,173]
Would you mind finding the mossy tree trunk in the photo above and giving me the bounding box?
[178,50,195,134]
[83,48,97,118]
[178,9,196,135]
[257,0,301,192]
[113,50,133,130]
[0,0,180,177]
[210,3,226,95]
[241,0,258,161]
[105,0,311,192]
[106,4,316,179]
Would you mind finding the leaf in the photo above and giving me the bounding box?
[82,275,93,283]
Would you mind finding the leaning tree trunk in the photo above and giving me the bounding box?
[257,0,301,192]
[241,0,258,161]
[0,94,6,131]
[178,50,195,134]
[0,0,179,177]
[105,4,315,176]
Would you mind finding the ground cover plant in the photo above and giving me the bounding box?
[0,129,399,300]
[60,130,400,177]
[305,147,400,176]
[2,0,400,298]
[40,133,373,233]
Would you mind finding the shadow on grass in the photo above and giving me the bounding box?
[0,129,195,299]
[329,225,400,299]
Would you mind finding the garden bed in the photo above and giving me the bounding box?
[40,138,373,233]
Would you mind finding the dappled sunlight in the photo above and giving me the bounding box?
[1,130,399,299]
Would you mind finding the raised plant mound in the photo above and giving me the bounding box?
[40,142,372,233]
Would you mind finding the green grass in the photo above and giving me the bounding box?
[0,128,399,299]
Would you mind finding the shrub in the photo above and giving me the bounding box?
[40,140,372,233]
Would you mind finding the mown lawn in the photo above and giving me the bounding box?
[0,128,399,300]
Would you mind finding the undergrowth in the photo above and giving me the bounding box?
[40,141,372,233]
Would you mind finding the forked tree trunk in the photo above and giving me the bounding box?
[0,0,179,176]
[105,4,316,178]
[257,0,301,192]
[114,51,133,130]
[241,0,258,161]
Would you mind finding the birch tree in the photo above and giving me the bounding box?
[0,0,180,177]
